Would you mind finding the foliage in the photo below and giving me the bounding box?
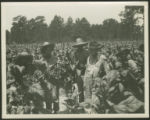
[48,15,64,43]
[119,6,144,40]
[6,41,144,114]
[6,6,144,44]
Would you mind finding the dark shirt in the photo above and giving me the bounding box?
[75,49,89,65]
[71,48,89,74]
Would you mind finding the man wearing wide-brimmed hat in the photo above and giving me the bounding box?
[40,42,56,63]
[39,42,59,113]
[71,38,89,68]
[83,41,109,103]
[32,42,58,113]
[70,38,89,102]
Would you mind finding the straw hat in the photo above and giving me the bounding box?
[42,42,50,47]
[41,42,55,49]
[72,38,88,47]
[41,42,55,54]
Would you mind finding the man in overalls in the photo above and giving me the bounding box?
[70,38,89,102]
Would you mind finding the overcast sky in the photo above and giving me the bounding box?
[2,2,127,30]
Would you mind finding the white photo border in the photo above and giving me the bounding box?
[1,1,149,119]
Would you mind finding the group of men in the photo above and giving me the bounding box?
[6,37,144,114]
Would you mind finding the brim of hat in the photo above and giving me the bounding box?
[89,46,103,50]
[17,54,33,58]
[72,42,88,47]
[41,44,55,50]
[41,44,52,48]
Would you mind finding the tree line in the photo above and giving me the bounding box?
[6,6,144,44]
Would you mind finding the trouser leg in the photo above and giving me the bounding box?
[77,76,84,102]
[84,77,93,101]
[45,91,52,112]
[52,85,59,113]
[45,98,52,111]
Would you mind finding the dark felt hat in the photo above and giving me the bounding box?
[89,41,103,50]
[15,52,33,66]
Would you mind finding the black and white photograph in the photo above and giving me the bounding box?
[1,1,149,119]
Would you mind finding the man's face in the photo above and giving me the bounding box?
[76,46,83,50]
[89,49,97,56]
[127,54,131,60]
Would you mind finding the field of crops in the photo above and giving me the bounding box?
[6,40,144,114]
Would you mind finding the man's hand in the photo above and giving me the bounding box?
[106,100,114,107]
[70,64,76,71]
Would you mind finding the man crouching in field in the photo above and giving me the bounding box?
[70,38,89,102]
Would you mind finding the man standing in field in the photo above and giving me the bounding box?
[34,42,58,113]
[70,38,89,102]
